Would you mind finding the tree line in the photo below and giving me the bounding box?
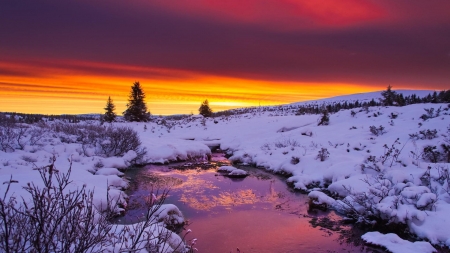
[212,86,450,117]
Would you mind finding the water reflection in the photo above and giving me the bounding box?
[122,154,385,253]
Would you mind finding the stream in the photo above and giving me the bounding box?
[119,153,384,253]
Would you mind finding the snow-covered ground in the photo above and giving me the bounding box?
[1,90,449,252]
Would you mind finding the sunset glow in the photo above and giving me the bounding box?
[0,59,377,114]
[1,0,449,115]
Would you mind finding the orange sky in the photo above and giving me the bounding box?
[0,59,384,115]
[1,0,449,115]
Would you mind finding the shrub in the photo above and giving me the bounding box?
[389,112,398,119]
[409,129,438,140]
[0,122,46,152]
[51,123,147,164]
[273,139,300,148]
[291,156,300,165]
[316,148,330,162]
[0,158,191,253]
[369,125,386,136]
[420,107,441,121]
[422,145,441,163]
[97,126,143,157]
[442,144,450,163]
[338,177,437,226]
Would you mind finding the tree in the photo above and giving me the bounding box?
[380,85,397,106]
[123,81,150,122]
[317,109,330,126]
[198,99,213,117]
[103,96,116,123]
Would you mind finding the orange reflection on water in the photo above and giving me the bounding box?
[155,168,292,212]
[186,209,343,253]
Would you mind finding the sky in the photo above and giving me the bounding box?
[1,0,449,115]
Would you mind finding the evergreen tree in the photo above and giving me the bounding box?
[317,109,330,126]
[103,96,116,123]
[199,99,213,117]
[395,93,406,106]
[381,85,397,106]
[123,81,150,122]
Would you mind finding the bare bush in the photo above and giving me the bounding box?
[97,126,143,157]
[316,148,329,162]
[273,139,301,148]
[0,158,191,253]
[422,145,442,163]
[369,125,386,136]
[420,107,441,121]
[50,123,147,164]
[290,156,300,165]
[389,112,398,119]
[409,129,438,140]
[0,122,16,152]
[0,122,47,152]
[361,139,405,171]
[442,144,450,163]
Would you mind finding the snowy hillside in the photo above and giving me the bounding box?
[1,90,449,252]
[289,89,433,106]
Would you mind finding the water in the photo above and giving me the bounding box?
[119,153,384,253]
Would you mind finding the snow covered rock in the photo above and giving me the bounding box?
[217,166,248,178]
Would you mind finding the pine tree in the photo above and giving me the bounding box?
[198,99,213,117]
[381,85,397,106]
[123,81,150,122]
[317,109,330,126]
[103,96,116,123]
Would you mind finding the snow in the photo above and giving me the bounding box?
[361,232,436,253]
[217,165,248,177]
[155,204,185,227]
[0,90,449,252]
[308,190,336,207]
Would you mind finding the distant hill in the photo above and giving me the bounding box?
[289,90,434,106]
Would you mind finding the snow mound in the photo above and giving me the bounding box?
[308,191,336,207]
[217,166,249,177]
[155,204,185,227]
[362,232,436,253]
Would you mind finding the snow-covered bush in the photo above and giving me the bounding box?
[336,177,435,226]
[0,121,46,152]
[97,126,145,158]
[0,158,191,253]
[50,123,147,164]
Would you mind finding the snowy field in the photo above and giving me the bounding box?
[1,90,449,252]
